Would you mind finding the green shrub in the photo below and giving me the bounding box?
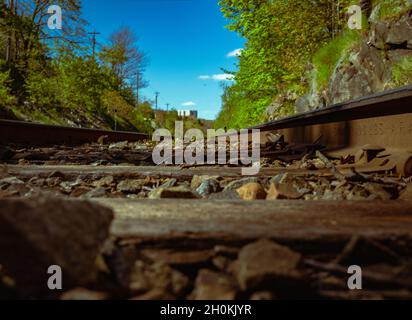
[0,69,16,107]
[372,0,412,21]
[25,71,60,108]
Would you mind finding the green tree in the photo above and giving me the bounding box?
[217,0,353,128]
[99,26,148,93]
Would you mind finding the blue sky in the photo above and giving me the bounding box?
[82,0,245,120]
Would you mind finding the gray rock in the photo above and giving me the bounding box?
[70,186,92,197]
[370,21,390,49]
[196,179,220,197]
[60,288,109,300]
[388,49,412,63]
[223,177,258,191]
[399,183,412,200]
[117,179,144,193]
[270,173,291,185]
[250,291,277,300]
[212,256,234,272]
[233,239,302,291]
[362,182,392,200]
[0,182,33,198]
[0,176,24,187]
[59,181,75,193]
[369,4,412,49]
[208,189,241,200]
[131,288,175,300]
[85,187,107,198]
[190,269,237,300]
[149,186,199,199]
[0,198,113,297]
[328,43,391,105]
[108,141,129,150]
[141,248,213,266]
[160,178,177,189]
[295,95,311,113]
[386,14,412,48]
[129,260,189,297]
[90,160,108,166]
[191,175,219,190]
[321,189,345,201]
[92,176,114,188]
[0,146,15,161]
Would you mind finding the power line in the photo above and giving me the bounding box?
[147,84,173,111]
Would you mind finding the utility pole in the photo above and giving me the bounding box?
[337,0,341,35]
[155,92,160,110]
[5,0,14,62]
[136,73,140,106]
[166,103,170,111]
[88,31,100,60]
[114,108,118,131]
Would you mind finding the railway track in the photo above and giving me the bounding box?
[1,86,412,300]
[0,119,150,147]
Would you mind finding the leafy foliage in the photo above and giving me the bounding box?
[372,0,412,21]
[215,0,360,129]
[0,1,153,132]
[392,55,412,86]
[0,68,15,106]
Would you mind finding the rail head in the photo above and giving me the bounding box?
[0,119,150,147]
[251,85,412,132]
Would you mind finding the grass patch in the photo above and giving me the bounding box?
[392,55,412,86]
[372,0,412,21]
[312,30,361,89]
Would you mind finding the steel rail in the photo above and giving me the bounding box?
[0,119,150,146]
[251,85,412,131]
[249,85,412,176]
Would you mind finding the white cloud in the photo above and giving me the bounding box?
[182,101,196,107]
[212,74,235,81]
[226,48,243,58]
[198,73,234,82]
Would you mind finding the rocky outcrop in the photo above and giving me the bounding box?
[328,43,392,104]
[264,90,299,121]
[294,2,412,111]
[370,9,412,50]
[327,4,412,105]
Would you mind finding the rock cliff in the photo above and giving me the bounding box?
[293,0,412,114]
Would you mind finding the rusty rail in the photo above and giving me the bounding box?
[253,85,412,176]
[0,119,150,147]
[252,85,412,131]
